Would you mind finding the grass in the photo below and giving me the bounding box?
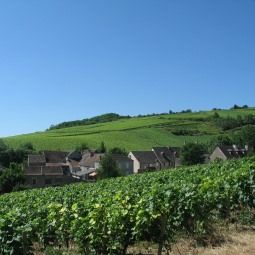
[34,225,255,255]
[3,108,255,151]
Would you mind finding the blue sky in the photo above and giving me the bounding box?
[0,0,255,137]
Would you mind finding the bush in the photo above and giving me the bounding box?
[181,143,207,165]
[97,153,121,179]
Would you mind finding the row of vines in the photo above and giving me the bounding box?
[0,157,255,254]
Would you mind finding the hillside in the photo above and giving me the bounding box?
[3,108,255,151]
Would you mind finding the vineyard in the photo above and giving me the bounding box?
[4,108,255,151]
[0,157,255,255]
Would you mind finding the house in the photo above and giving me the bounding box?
[111,154,133,176]
[79,151,134,179]
[80,150,104,170]
[25,151,78,187]
[210,145,249,161]
[128,151,158,174]
[43,151,68,164]
[129,147,180,173]
[67,150,82,162]
[25,165,77,187]
[78,151,104,180]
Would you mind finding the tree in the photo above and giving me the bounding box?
[233,125,255,151]
[181,143,206,166]
[20,142,34,151]
[207,135,233,153]
[212,112,220,119]
[109,147,127,155]
[97,153,121,179]
[0,139,7,152]
[97,142,107,153]
[0,163,25,194]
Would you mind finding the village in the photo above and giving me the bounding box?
[24,144,250,188]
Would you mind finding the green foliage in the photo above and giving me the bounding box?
[238,207,255,226]
[214,114,255,131]
[0,139,8,152]
[0,163,25,194]
[49,113,129,130]
[208,135,233,152]
[109,147,127,155]
[233,125,255,150]
[75,143,89,151]
[0,142,35,168]
[231,104,249,110]
[0,158,255,254]
[97,153,121,179]
[3,108,255,152]
[96,141,106,153]
[181,143,207,165]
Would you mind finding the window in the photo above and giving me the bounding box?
[32,179,37,185]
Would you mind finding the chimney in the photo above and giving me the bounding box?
[233,144,238,151]
[245,145,249,151]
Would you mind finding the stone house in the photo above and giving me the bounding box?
[25,151,77,187]
[129,147,180,173]
[111,154,134,176]
[210,145,249,161]
[128,151,158,174]
[79,151,134,179]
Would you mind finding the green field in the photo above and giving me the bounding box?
[3,108,255,151]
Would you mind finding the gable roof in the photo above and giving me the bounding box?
[218,145,248,159]
[152,147,175,165]
[130,151,157,164]
[80,153,104,168]
[43,151,68,163]
[67,151,82,161]
[111,154,133,162]
[28,154,46,165]
[25,166,63,176]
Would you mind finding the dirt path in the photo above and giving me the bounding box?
[128,228,255,255]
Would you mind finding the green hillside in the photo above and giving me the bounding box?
[3,108,255,151]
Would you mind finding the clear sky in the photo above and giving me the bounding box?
[0,0,254,137]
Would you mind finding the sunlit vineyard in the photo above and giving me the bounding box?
[0,157,255,255]
[4,108,255,151]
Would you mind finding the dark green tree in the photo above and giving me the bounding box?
[209,135,233,152]
[0,163,25,194]
[97,153,121,179]
[233,125,255,151]
[0,139,7,152]
[97,142,107,153]
[181,143,207,166]
[109,147,127,155]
